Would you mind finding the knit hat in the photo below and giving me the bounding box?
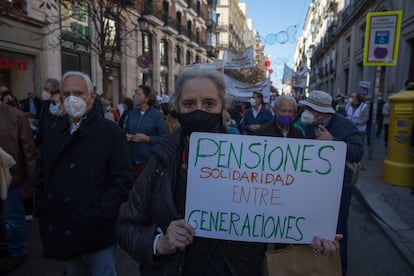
[299,90,335,114]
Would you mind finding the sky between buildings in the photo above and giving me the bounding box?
[241,0,311,89]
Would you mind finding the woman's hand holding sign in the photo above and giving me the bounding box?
[156,219,195,255]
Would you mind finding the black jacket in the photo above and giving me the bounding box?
[36,105,134,260]
[117,130,267,276]
[20,96,43,117]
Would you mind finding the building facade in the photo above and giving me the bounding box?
[0,0,220,103]
[0,0,61,101]
[216,0,247,59]
[1,0,269,103]
[294,0,414,98]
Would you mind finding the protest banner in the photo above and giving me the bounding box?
[180,62,224,73]
[222,46,254,70]
[185,132,347,244]
[225,75,271,103]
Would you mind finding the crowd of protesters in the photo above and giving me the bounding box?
[4,69,401,275]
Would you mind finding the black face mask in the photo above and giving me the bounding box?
[178,110,223,136]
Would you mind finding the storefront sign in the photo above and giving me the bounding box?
[0,58,28,71]
[62,40,90,54]
[105,52,121,62]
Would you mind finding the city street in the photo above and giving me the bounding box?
[6,191,414,275]
[347,195,414,275]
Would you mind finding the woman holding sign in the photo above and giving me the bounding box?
[117,69,341,275]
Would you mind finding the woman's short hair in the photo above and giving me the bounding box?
[45,78,60,93]
[139,84,156,106]
[253,91,264,104]
[173,69,227,112]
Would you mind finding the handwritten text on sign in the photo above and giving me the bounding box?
[184,133,347,244]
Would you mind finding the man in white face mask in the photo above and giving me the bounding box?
[60,73,95,132]
[35,71,134,275]
[299,90,364,275]
[240,91,273,134]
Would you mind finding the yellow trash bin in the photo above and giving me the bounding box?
[383,90,414,186]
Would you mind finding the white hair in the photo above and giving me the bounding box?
[61,71,94,94]
[273,95,297,110]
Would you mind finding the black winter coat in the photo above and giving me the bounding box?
[117,130,267,276]
[36,105,134,260]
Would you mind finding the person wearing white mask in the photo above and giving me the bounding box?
[35,71,134,276]
[299,90,364,276]
[240,91,273,134]
[41,78,60,101]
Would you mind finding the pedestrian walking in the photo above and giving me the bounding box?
[0,100,37,274]
[124,84,168,180]
[382,95,391,147]
[345,92,369,145]
[35,71,134,276]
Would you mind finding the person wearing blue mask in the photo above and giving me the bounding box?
[255,95,304,138]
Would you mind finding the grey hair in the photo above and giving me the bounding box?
[45,78,60,92]
[173,69,227,112]
[273,95,297,111]
[60,71,94,94]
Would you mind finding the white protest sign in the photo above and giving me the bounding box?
[185,132,347,244]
